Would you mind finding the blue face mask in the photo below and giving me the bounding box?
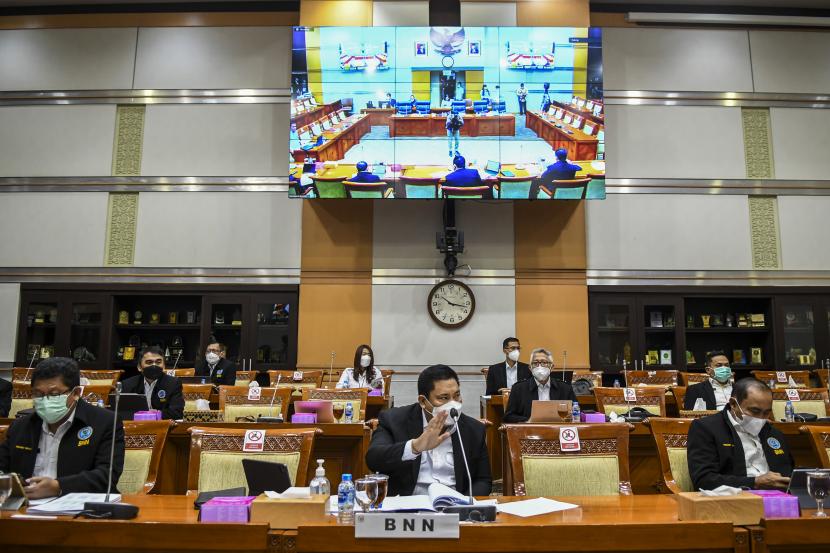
[712,366,732,383]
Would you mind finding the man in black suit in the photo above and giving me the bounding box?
[0,376,11,417]
[485,337,531,396]
[121,346,184,420]
[688,378,793,491]
[0,357,124,498]
[366,364,491,497]
[684,350,734,411]
[194,341,237,386]
[504,347,577,423]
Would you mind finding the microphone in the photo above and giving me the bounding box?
[81,382,139,519]
[257,374,283,423]
[328,351,335,385]
[172,350,182,370]
[27,350,37,369]
[442,408,496,523]
[562,349,568,383]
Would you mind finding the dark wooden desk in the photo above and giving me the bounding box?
[0,495,270,553]
[526,110,598,160]
[157,422,370,494]
[292,114,370,162]
[389,114,515,137]
[292,100,342,129]
[747,515,830,553]
[292,495,747,553]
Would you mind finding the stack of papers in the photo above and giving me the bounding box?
[496,497,578,517]
[27,493,122,515]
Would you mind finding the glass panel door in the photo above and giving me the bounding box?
[640,301,680,370]
[70,302,104,369]
[207,298,246,365]
[779,301,817,369]
[252,301,293,370]
[591,297,636,373]
[23,301,59,365]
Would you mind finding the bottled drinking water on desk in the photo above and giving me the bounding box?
[337,474,355,524]
[572,401,581,422]
[784,400,795,422]
[344,402,353,423]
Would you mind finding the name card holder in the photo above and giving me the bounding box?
[354,512,460,539]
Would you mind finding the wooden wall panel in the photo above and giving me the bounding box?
[514,201,589,367]
[300,1,372,26]
[298,201,373,369]
[517,0,589,27]
[0,12,298,29]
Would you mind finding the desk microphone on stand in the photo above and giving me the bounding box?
[258,374,284,423]
[441,408,496,522]
[82,383,139,519]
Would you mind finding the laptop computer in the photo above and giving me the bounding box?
[110,393,150,421]
[295,400,335,423]
[372,164,387,177]
[484,160,500,175]
[787,468,830,508]
[528,400,573,423]
[242,459,292,496]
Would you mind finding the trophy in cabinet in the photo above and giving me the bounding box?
[168,336,185,362]
[123,335,140,361]
[34,311,45,324]
[186,311,197,324]
[214,311,225,325]
[133,310,143,325]
[48,309,58,323]
[118,310,129,325]
[150,313,161,325]
[231,309,243,326]
[168,312,178,324]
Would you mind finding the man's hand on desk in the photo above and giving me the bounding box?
[754,471,790,490]
[24,476,61,499]
[412,410,450,454]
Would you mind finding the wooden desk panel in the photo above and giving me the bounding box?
[292,100,342,130]
[748,517,830,553]
[295,495,743,553]
[292,115,370,162]
[526,111,598,160]
[388,114,515,138]
[157,422,370,494]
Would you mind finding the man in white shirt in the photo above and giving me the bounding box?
[485,337,531,395]
[366,365,491,496]
[684,351,734,410]
[688,378,793,490]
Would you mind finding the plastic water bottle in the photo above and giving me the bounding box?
[97,399,105,408]
[784,400,795,422]
[337,474,355,524]
[309,459,331,496]
[344,402,353,424]
[572,401,581,423]
[613,379,621,388]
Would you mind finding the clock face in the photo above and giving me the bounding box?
[428,279,475,329]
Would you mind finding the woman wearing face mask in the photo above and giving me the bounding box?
[365,364,492,497]
[687,378,794,491]
[0,357,125,499]
[336,344,384,395]
[684,351,734,411]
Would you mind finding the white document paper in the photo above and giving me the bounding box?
[264,487,311,499]
[693,398,708,411]
[496,497,578,518]
[27,493,122,515]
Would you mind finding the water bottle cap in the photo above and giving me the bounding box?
[342,473,352,481]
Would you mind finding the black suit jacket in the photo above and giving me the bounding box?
[0,399,125,494]
[194,357,238,386]
[687,408,794,490]
[485,361,531,396]
[366,403,492,497]
[121,374,184,420]
[503,377,577,423]
[684,380,719,411]
[0,377,11,417]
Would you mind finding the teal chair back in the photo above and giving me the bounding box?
[497,177,535,199]
[312,177,347,198]
[441,185,491,199]
[540,177,591,200]
[401,177,439,199]
[343,180,392,199]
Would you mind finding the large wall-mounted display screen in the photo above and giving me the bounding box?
[290,26,604,200]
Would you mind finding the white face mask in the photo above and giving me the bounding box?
[206,352,220,365]
[360,355,372,368]
[532,366,551,382]
[507,350,520,362]
[732,400,767,436]
[423,398,464,432]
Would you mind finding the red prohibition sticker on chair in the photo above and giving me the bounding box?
[243,429,265,452]
[559,426,581,452]
[786,388,801,402]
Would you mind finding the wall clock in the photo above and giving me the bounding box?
[427,279,475,329]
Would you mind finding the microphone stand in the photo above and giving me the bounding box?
[258,375,283,423]
[440,408,496,522]
[81,383,139,519]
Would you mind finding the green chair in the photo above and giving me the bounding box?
[343,180,393,199]
[539,177,591,200]
[400,176,440,199]
[311,175,347,198]
[496,176,535,199]
[441,185,492,199]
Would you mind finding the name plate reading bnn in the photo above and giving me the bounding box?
[354,512,460,539]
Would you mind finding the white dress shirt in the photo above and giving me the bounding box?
[143,378,157,410]
[727,410,769,477]
[709,378,733,410]
[536,379,551,401]
[401,410,456,495]
[33,407,77,479]
[505,361,518,389]
[336,367,385,395]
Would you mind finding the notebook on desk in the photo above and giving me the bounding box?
[484,160,500,175]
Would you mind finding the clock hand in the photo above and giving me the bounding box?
[439,295,464,308]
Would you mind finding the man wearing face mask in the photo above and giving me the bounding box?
[688,378,793,491]
[485,337,531,395]
[121,346,185,420]
[684,351,734,411]
[366,364,491,496]
[195,341,237,386]
[0,357,125,498]
[504,348,577,423]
